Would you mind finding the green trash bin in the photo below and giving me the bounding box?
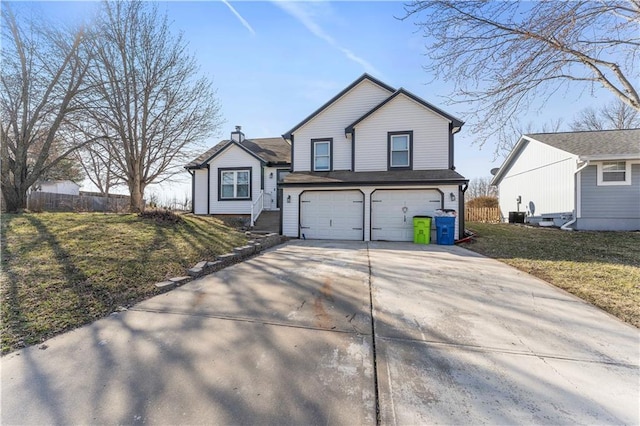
[413,216,432,244]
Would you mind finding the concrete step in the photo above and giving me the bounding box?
[253,211,280,233]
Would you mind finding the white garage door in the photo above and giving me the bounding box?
[371,189,442,241]
[300,190,364,240]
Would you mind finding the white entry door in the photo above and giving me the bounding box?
[371,189,442,241]
[300,190,364,240]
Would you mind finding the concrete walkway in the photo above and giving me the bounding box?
[2,240,638,424]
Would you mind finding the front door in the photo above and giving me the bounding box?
[276,169,290,208]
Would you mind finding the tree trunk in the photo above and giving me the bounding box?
[128,177,145,213]
[2,185,28,213]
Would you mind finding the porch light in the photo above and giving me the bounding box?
[450,192,456,201]
[287,195,291,203]
[269,172,274,179]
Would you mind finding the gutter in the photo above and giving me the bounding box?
[561,160,590,231]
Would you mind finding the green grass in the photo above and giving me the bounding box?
[1,212,247,354]
[460,222,640,327]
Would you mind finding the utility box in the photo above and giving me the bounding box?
[435,216,456,245]
[413,216,432,245]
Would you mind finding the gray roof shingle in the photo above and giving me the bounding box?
[526,129,640,157]
[185,137,291,168]
[281,169,467,186]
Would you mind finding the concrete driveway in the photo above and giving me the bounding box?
[2,240,638,424]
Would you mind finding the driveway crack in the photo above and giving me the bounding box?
[366,243,381,425]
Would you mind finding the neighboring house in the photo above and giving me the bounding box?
[280,74,468,241]
[491,129,640,231]
[32,180,80,196]
[185,127,291,218]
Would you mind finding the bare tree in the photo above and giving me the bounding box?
[86,1,223,212]
[402,1,640,154]
[0,4,93,212]
[74,140,122,196]
[571,99,640,131]
[467,177,498,200]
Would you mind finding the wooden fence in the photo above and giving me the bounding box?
[465,207,501,223]
[27,191,131,213]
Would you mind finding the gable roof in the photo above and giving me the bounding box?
[345,88,464,134]
[282,74,395,139]
[491,128,640,185]
[185,137,291,169]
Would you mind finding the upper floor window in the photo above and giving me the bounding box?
[219,168,251,200]
[597,161,631,186]
[312,139,332,171]
[388,131,413,170]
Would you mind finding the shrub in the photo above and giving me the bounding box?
[467,196,499,208]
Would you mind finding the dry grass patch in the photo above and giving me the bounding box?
[460,222,640,327]
[1,212,247,354]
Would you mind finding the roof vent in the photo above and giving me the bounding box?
[231,125,245,142]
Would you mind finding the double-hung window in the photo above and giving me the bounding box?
[312,139,332,171]
[219,169,251,200]
[598,161,631,186]
[388,131,413,169]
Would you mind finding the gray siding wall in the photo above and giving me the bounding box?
[578,164,640,230]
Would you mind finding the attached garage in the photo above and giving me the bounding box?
[299,190,364,240]
[371,189,443,241]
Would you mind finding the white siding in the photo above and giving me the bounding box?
[282,188,301,237]
[208,145,262,215]
[282,185,461,240]
[498,140,577,219]
[354,95,450,171]
[193,169,208,214]
[38,181,80,195]
[293,80,392,171]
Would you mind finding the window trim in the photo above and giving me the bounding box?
[387,131,413,170]
[218,167,253,201]
[311,138,333,172]
[596,161,631,186]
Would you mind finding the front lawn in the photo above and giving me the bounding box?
[1,212,247,354]
[460,222,640,327]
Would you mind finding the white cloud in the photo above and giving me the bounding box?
[221,0,256,35]
[271,1,382,76]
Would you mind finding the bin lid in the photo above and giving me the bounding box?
[413,215,432,219]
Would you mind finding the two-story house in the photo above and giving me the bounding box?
[280,74,468,242]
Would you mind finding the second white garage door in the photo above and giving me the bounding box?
[371,189,442,241]
[300,190,364,240]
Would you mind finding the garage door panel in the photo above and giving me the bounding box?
[300,191,364,240]
[371,189,442,241]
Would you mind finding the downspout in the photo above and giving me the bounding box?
[561,160,589,231]
[458,183,468,240]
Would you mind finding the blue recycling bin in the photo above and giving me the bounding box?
[435,216,456,245]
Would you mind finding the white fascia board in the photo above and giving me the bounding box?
[490,136,530,186]
[580,154,640,161]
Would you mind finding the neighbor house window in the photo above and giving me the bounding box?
[597,161,631,186]
[312,139,332,171]
[219,169,251,200]
[388,131,413,169]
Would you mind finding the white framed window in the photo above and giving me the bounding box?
[388,131,413,169]
[597,161,631,186]
[219,169,251,199]
[313,140,331,171]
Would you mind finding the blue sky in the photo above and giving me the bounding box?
[36,1,615,203]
